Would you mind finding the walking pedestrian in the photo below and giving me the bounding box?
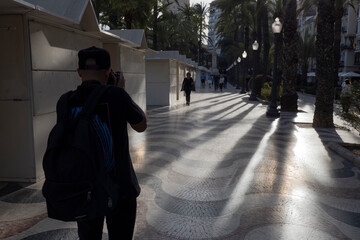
[208,75,213,88]
[181,72,195,105]
[214,74,219,91]
[219,74,225,92]
[340,78,352,113]
[56,46,147,240]
[201,72,206,88]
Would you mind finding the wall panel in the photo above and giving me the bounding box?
[0,101,35,181]
[33,113,56,180]
[120,46,145,74]
[32,71,80,115]
[30,21,102,71]
[0,15,28,99]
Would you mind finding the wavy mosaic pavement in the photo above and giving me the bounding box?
[1,87,360,240]
[132,89,360,240]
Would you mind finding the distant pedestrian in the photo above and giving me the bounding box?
[181,72,195,105]
[219,74,225,92]
[214,75,219,91]
[340,78,352,113]
[342,78,351,88]
[208,75,213,88]
[201,72,206,88]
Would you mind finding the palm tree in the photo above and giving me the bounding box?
[300,0,355,86]
[253,0,263,96]
[148,0,174,50]
[193,3,209,65]
[271,0,284,90]
[281,0,299,112]
[91,0,156,29]
[262,6,270,81]
[298,0,356,126]
[299,0,354,127]
[178,4,199,59]
[313,0,335,127]
[215,0,253,69]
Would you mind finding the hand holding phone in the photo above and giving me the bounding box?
[107,70,125,89]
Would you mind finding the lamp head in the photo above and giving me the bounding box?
[242,51,247,59]
[272,17,282,33]
[237,57,241,63]
[252,40,259,50]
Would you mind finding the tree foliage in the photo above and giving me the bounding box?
[91,0,209,62]
[214,0,254,67]
[92,0,156,29]
[215,0,277,96]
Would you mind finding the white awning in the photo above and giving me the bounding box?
[338,71,360,77]
[307,72,315,77]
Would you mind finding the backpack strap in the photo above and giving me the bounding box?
[80,85,118,204]
[80,85,111,119]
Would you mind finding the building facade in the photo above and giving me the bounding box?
[165,0,190,13]
[208,0,221,55]
[298,4,360,75]
[340,4,359,73]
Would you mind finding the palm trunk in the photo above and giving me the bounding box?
[199,24,202,64]
[254,0,263,96]
[313,0,335,127]
[153,2,158,50]
[124,11,133,29]
[243,26,249,91]
[333,7,343,90]
[245,26,249,71]
[108,3,118,29]
[262,7,270,81]
[281,0,298,112]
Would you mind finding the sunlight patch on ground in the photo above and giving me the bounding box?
[293,130,336,185]
[217,120,279,224]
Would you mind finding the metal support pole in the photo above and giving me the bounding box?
[240,58,246,94]
[238,63,241,89]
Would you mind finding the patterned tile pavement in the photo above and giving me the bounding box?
[1,85,360,239]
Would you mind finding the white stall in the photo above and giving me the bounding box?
[0,0,148,182]
[145,51,180,106]
[107,29,148,109]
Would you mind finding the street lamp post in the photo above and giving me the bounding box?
[234,61,237,88]
[249,40,259,100]
[240,51,247,94]
[236,58,241,89]
[266,17,282,117]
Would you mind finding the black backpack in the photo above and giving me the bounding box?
[42,85,119,222]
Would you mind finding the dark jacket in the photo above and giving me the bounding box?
[181,77,195,92]
[65,80,143,199]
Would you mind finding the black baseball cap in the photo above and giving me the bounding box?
[78,46,110,70]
